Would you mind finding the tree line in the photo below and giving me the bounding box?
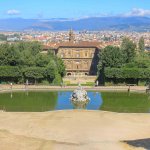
[0,42,66,85]
[98,37,150,85]
[0,38,149,86]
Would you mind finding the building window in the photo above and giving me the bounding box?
[67,73,72,76]
[84,61,88,69]
[85,52,88,57]
[76,61,80,64]
[76,54,80,58]
[68,52,71,57]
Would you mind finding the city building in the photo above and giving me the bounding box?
[46,30,101,76]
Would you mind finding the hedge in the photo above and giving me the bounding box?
[0,66,21,78]
[23,67,46,79]
[105,68,150,79]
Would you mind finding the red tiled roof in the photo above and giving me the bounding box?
[45,41,102,49]
[58,41,101,48]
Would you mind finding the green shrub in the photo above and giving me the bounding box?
[23,67,45,79]
[105,68,150,79]
[52,73,62,85]
[0,66,22,83]
[0,66,21,78]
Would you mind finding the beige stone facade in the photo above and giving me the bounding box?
[45,30,101,76]
[57,47,99,76]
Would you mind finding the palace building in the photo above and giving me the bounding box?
[45,30,101,76]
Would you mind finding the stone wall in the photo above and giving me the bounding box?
[57,47,95,59]
[63,76,97,84]
[57,47,99,75]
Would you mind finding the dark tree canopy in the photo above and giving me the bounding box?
[97,37,150,85]
[121,37,136,63]
[98,46,124,68]
[0,42,66,84]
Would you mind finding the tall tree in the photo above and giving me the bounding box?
[46,60,58,82]
[35,53,49,67]
[98,45,124,69]
[0,42,65,84]
[138,37,145,52]
[56,58,66,77]
[121,37,136,63]
[0,43,20,66]
[97,46,124,85]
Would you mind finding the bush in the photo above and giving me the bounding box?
[52,73,62,85]
[0,66,21,83]
[0,66,21,78]
[105,68,150,79]
[104,67,150,85]
[23,67,45,83]
[39,80,50,85]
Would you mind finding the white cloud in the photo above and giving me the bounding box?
[7,9,20,15]
[124,8,150,17]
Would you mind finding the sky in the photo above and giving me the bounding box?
[0,0,150,19]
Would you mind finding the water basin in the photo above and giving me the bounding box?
[0,91,149,113]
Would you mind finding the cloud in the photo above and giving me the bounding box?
[124,8,150,17]
[7,9,20,15]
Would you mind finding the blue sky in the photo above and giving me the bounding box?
[0,0,150,19]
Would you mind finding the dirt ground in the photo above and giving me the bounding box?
[0,110,149,150]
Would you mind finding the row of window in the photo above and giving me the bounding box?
[66,64,89,69]
[60,53,94,58]
[65,60,91,64]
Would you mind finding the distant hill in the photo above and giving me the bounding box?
[0,17,150,31]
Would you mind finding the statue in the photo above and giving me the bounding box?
[70,84,90,109]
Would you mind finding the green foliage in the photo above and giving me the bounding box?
[56,58,66,77]
[121,37,136,63]
[20,50,36,67]
[105,68,124,79]
[35,53,49,67]
[47,51,66,77]
[0,66,21,83]
[52,73,62,85]
[134,52,150,68]
[123,52,150,69]
[138,37,145,52]
[40,80,50,85]
[46,60,57,81]
[98,45,124,68]
[105,68,150,79]
[0,42,66,84]
[23,67,45,79]
[97,37,150,85]
[0,43,20,66]
[0,66,21,78]
[0,34,7,41]
[97,45,125,85]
